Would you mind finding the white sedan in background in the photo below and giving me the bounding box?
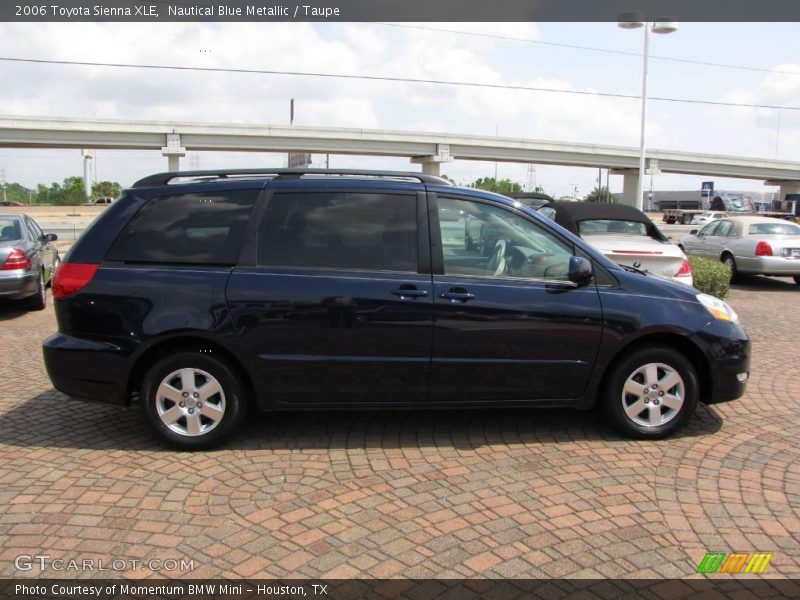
[538,202,693,286]
[679,216,800,285]
[690,211,727,226]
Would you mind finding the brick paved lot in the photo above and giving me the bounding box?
[0,275,798,580]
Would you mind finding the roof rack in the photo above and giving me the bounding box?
[133,168,453,188]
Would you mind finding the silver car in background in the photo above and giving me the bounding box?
[679,216,800,285]
[0,213,60,309]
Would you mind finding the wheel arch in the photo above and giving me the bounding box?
[593,332,711,406]
[127,335,258,411]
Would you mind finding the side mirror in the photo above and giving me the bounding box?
[568,256,593,286]
[44,233,58,242]
[690,229,698,235]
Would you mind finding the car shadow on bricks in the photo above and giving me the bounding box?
[730,274,798,291]
[0,389,723,452]
[0,300,34,321]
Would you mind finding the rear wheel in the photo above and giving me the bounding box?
[603,346,698,439]
[141,352,246,450]
[26,270,46,311]
[722,253,738,281]
[794,276,800,286]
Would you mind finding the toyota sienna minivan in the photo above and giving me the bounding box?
[43,169,750,449]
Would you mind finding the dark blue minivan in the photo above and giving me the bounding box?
[43,169,749,449]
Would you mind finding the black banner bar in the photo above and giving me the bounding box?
[2,579,800,600]
[3,0,800,23]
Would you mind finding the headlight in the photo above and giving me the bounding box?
[696,293,738,322]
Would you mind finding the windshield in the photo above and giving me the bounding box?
[0,218,22,241]
[749,223,800,236]
[578,219,647,236]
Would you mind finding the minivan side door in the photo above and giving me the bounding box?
[226,187,434,406]
[429,194,604,402]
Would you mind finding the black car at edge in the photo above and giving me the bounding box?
[43,169,750,449]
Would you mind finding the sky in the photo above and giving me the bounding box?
[0,21,798,199]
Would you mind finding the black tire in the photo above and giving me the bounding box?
[793,276,800,286]
[722,253,738,282]
[26,270,46,311]
[603,346,699,439]
[140,351,246,450]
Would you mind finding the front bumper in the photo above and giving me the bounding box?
[694,319,750,404]
[43,333,131,406]
[0,270,37,299]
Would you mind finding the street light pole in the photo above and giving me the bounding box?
[636,23,650,213]
[618,17,677,211]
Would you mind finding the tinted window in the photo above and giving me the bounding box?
[0,218,22,241]
[440,196,573,280]
[258,191,417,272]
[107,190,259,265]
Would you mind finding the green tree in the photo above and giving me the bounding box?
[584,186,615,203]
[0,182,34,204]
[471,177,524,195]
[91,180,122,199]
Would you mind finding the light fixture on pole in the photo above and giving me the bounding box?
[617,15,677,211]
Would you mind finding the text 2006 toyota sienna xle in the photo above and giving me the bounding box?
[43,169,750,450]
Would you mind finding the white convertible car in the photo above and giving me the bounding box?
[538,202,693,286]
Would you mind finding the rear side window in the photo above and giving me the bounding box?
[257,191,417,272]
[107,190,259,265]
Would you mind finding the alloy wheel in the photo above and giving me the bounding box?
[155,368,226,437]
[621,362,685,428]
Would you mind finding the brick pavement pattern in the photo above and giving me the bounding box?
[0,275,798,579]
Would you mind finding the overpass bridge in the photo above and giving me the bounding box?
[1,115,799,204]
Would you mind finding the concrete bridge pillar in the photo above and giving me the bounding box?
[161,133,186,172]
[411,144,453,178]
[766,180,800,201]
[611,169,640,207]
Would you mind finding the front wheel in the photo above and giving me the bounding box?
[141,352,246,450]
[793,276,800,286]
[603,346,698,439]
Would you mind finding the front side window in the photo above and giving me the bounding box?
[257,191,417,272]
[439,196,573,280]
[107,189,260,265]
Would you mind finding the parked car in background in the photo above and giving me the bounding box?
[690,211,727,226]
[43,169,749,449]
[0,213,59,309]
[679,216,800,285]
[83,196,114,206]
[538,202,693,286]
[0,201,24,207]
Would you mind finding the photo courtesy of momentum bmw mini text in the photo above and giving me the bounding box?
[0,1,798,599]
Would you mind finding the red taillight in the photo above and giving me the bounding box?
[676,259,692,277]
[755,241,773,256]
[52,263,99,299]
[1,248,31,270]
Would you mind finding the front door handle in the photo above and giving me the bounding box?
[440,288,475,303]
[391,286,429,300]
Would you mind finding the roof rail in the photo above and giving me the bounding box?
[132,168,453,188]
